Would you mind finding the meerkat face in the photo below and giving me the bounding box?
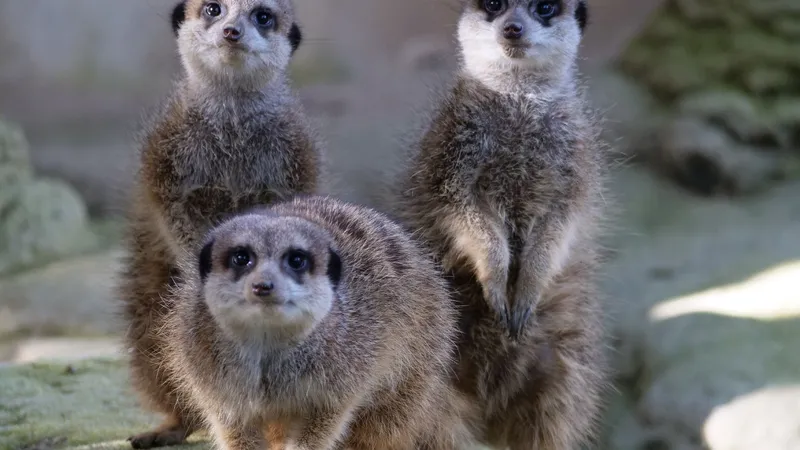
[176,0,302,88]
[457,0,588,77]
[197,214,342,344]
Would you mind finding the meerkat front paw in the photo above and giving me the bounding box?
[482,281,510,327]
[507,288,540,340]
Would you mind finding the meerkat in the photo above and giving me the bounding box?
[392,0,609,449]
[160,195,476,450]
[118,1,321,447]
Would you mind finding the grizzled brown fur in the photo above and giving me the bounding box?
[117,0,322,447]
[391,0,609,448]
[161,196,476,450]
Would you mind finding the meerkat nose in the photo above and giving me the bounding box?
[223,26,243,42]
[502,22,524,40]
[252,281,274,297]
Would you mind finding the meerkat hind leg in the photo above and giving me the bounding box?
[128,415,196,449]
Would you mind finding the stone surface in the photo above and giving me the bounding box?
[0,250,124,340]
[0,120,99,276]
[601,168,800,449]
[0,358,208,450]
[648,117,782,195]
[0,178,97,276]
[9,337,121,364]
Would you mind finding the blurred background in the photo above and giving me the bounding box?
[1,0,799,449]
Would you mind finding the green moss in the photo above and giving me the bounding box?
[0,359,210,450]
[731,32,800,67]
[772,17,800,38]
[289,53,351,88]
[741,67,793,95]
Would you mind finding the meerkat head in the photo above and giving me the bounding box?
[457,0,588,87]
[173,0,303,90]
[197,213,342,345]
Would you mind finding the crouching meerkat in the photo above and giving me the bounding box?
[118,0,321,447]
[160,196,476,450]
[392,0,609,448]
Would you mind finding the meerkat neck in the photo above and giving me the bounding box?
[462,62,576,100]
[181,73,291,116]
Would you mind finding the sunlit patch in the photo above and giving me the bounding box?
[649,260,800,322]
[703,384,800,449]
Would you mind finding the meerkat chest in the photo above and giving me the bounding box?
[175,117,294,196]
[469,107,578,199]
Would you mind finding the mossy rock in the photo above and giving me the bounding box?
[0,179,97,277]
[741,66,794,96]
[677,90,786,148]
[0,119,30,168]
[0,165,32,213]
[772,97,800,147]
[772,17,800,39]
[0,358,209,450]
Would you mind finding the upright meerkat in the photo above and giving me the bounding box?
[118,1,320,447]
[393,0,609,448]
[162,196,475,450]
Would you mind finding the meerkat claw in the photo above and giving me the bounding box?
[507,306,533,340]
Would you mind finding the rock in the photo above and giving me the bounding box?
[741,66,794,97]
[677,90,783,148]
[0,250,123,339]
[704,385,800,450]
[0,119,99,276]
[603,169,800,449]
[0,178,97,276]
[772,17,800,39]
[637,261,800,449]
[0,357,490,450]
[642,49,709,98]
[0,118,29,166]
[773,97,800,148]
[9,337,121,364]
[674,0,719,23]
[0,358,208,450]
[649,117,782,195]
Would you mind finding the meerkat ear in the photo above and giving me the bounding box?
[199,239,214,282]
[326,248,342,288]
[171,1,187,37]
[289,22,303,55]
[575,1,588,35]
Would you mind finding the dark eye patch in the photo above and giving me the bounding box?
[288,22,302,55]
[171,1,187,36]
[199,238,214,282]
[327,248,342,288]
[575,0,588,34]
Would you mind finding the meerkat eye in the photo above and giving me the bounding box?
[483,0,505,14]
[229,248,252,268]
[285,250,310,272]
[533,0,560,19]
[252,8,275,28]
[204,2,222,18]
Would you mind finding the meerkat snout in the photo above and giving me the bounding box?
[250,279,275,298]
[222,24,243,42]
[502,19,524,40]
